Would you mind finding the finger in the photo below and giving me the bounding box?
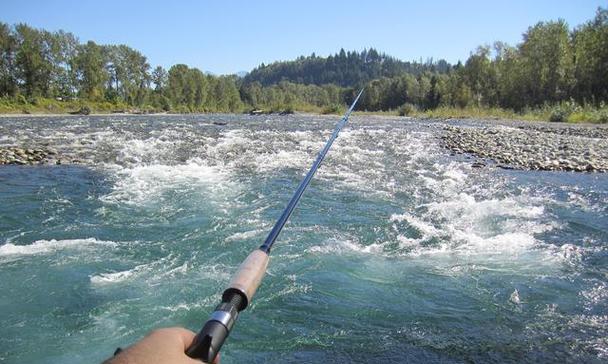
[165,327,216,364]
[161,327,197,350]
[155,327,220,364]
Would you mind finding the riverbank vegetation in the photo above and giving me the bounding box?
[0,7,606,122]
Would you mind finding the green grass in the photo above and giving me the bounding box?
[413,106,540,121]
[0,97,134,115]
[393,103,608,123]
[2,96,607,123]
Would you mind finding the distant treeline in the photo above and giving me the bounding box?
[0,23,243,112]
[243,49,450,87]
[244,7,608,114]
[0,7,607,117]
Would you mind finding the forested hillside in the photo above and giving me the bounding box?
[0,7,607,121]
[243,48,450,87]
[240,8,608,120]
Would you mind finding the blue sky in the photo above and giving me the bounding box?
[2,0,605,74]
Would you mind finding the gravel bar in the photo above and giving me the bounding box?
[441,120,608,172]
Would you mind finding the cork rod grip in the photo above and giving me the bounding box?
[228,249,269,304]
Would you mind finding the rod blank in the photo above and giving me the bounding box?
[186,89,364,363]
[259,88,364,254]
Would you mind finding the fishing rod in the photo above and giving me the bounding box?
[186,89,364,362]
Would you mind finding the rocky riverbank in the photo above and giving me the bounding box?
[0,147,60,165]
[1,115,607,173]
[442,121,608,172]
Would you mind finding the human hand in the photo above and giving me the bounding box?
[103,327,219,364]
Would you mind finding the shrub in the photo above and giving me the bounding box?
[398,103,417,116]
[160,95,171,112]
[593,107,608,123]
[321,104,343,114]
[280,105,294,114]
[548,101,579,122]
[549,107,569,122]
[16,95,27,105]
[28,96,41,105]
[78,105,91,115]
[172,104,191,114]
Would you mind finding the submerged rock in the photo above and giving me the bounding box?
[509,289,521,305]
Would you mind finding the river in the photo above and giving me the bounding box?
[0,114,606,363]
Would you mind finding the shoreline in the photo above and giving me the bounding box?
[0,112,168,118]
[0,110,607,127]
[3,110,607,128]
[1,114,606,172]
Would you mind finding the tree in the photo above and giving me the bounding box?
[518,20,574,105]
[14,24,53,97]
[151,66,167,92]
[464,46,497,106]
[213,76,242,112]
[50,30,79,98]
[424,75,441,109]
[71,40,107,100]
[167,64,189,106]
[188,67,207,109]
[572,7,608,103]
[0,23,17,97]
[240,80,263,107]
[104,45,150,105]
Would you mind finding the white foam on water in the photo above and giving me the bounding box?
[418,162,472,198]
[204,128,401,196]
[395,234,423,248]
[306,133,563,265]
[24,119,578,269]
[94,125,420,211]
[224,229,266,243]
[413,194,554,259]
[391,213,440,237]
[114,137,175,165]
[0,238,117,257]
[203,129,256,168]
[290,125,556,261]
[307,238,385,255]
[90,258,175,285]
[253,149,311,173]
[388,193,552,259]
[90,254,200,286]
[429,193,544,220]
[312,129,402,196]
[450,231,539,255]
[509,289,521,304]
[90,269,136,284]
[160,301,211,312]
[100,160,230,206]
[443,167,468,183]
[0,134,15,144]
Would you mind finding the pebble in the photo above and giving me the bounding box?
[442,122,608,172]
[2,118,607,173]
[0,147,51,165]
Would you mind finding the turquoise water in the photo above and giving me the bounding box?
[0,115,607,363]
